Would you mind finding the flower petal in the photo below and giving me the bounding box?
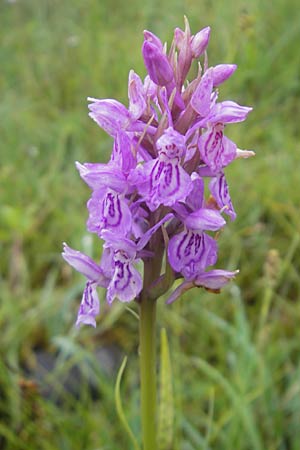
[191,68,213,117]
[142,40,174,86]
[185,174,204,211]
[88,98,131,137]
[150,159,192,210]
[101,230,137,257]
[168,230,218,280]
[128,70,147,120]
[111,130,136,174]
[198,126,236,173]
[203,100,252,125]
[76,281,100,328]
[106,251,143,303]
[212,64,237,87]
[194,269,239,289]
[191,26,211,58]
[156,127,186,159]
[62,243,107,284]
[87,189,132,236]
[184,208,226,231]
[76,161,128,192]
[209,173,236,220]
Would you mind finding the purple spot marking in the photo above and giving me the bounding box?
[114,260,132,290]
[102,192,122,228]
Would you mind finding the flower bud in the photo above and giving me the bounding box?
[142,40,174,86]
[174,27,185,50]
[191,26,210,58]
[143,30,163,49]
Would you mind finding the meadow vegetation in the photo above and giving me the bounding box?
[1,0,300,448]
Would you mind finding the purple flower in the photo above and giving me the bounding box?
[88,97,155,138]
[198,123,237,173]
[63,18,252,325]
[209,172,236,220]
[168,209,225,280]
[166,269,239,304]
[132,127,192,211]
[86,188,132,236]
[62,243,109,327]
[194,269,239,289]
[102,213,173,303]
[76,282,100,327]
[106,248,143,304]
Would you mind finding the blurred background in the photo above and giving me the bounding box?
[1,0,300,448]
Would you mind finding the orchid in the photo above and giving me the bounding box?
[62,18,253,450]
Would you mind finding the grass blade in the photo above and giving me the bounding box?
[158,328,174,450]
[114,356,141,450]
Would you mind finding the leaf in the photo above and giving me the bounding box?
[158,328,174,450]
[114,356,141,450]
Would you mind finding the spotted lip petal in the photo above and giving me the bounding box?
[132,158,190,211]
[198,127,237,173]
[209,173,236,220]
[168,229,218,280]
[156,127,186,159]
[132,127,192,211]
[149,158,192,211]
[62,244,110,327]
[87,188,132,236]
[76,281,100,328]
[106,251,143,304]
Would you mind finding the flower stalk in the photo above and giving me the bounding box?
[139,295,157,450]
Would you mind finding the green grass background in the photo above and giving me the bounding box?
[1,0,300,448]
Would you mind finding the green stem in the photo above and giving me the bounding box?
[139,220,163,450]
[139,296,157,450]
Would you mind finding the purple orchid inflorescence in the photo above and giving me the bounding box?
[62,18,254,327]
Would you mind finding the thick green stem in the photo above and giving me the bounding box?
[139,221,163,450]
[139,296,157,450]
